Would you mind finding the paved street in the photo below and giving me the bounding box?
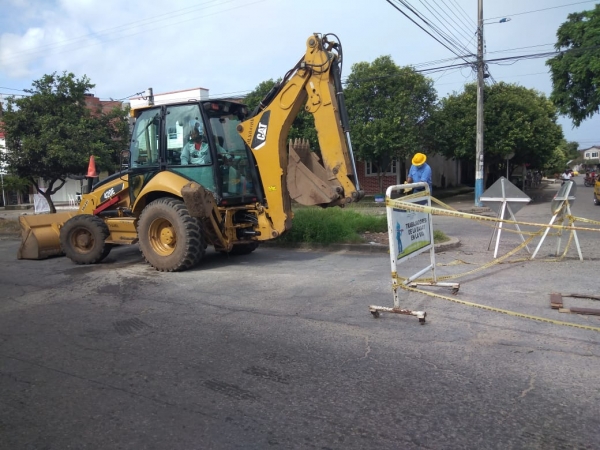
[1,178,599,449]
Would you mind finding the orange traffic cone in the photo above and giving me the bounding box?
[86,155,98,178]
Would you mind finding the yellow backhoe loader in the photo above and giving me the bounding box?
[18,33,363,271]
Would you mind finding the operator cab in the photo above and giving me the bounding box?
[127,100,262,205]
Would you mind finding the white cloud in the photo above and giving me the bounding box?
[0,28,48,77]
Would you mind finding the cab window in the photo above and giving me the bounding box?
[130,109,160,168]
[165,104,209,166]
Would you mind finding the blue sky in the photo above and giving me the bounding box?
[0,0,598,149]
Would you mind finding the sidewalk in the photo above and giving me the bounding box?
[0,203,76,221]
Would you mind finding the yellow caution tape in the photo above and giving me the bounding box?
[400,284,600,333]
[386,197,600,233]
[386,194,600,332]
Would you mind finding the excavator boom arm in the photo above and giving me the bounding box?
[237,33,363,238]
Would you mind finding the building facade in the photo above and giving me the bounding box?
[573,145,600,173]
[355,153,464,195]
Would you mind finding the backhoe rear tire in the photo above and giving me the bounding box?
[138,198,205,272]
[60,215,111,265]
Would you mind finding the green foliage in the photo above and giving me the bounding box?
[1,72,130,212]
[433,229,449,243]
[344,56,436,190]
[429,82,564,171]
[270,208,450,245]
[547,5,600,126]
[91,104,131,174]
[1,174,30,193]
[278,208,387,245]
[544,140,581,175]
[244,79,280,112]
[543,145,568,175]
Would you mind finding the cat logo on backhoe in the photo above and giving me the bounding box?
[251,111,270,150]
[101,183,124,202]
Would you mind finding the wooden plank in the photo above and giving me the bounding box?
[550,292,563,310]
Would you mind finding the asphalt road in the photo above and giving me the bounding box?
[1,178,599,449]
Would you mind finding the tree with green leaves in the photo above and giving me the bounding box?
[429,82,564,184]
[543,140,579,176]
[344,56,437,192]
[1,72,130,213]
[547,4,600,126]
[1,174,30,205]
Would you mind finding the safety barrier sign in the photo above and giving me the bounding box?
[369,183,459,323]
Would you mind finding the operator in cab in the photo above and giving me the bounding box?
[181,120,211,165]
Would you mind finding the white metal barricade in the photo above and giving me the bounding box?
[369,183,459,323]
[531,180,582,261]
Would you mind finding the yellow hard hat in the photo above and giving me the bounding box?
[412,153,427,166]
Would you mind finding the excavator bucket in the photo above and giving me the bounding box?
[287,139,341,206]
[17,212,78,260]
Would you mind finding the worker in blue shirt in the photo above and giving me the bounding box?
[181,120,211,165]
[406,152,432,192]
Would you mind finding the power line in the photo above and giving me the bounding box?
[427,0,475,45]
[438,0,475,34]
[386,0,475,65]
[116,91,146,102]
[418,0,474,48]
[485,0,597,21]
[447,0,475,27]
[486,43,555,55]
[6,43,595,103]
[400,0,474,56]
[0,87,28,92]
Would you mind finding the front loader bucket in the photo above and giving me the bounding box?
[287,139,340,206]
[17,212,78,260]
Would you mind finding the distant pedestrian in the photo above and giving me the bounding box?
[561,169,572,185]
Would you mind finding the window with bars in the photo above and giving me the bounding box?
[366,159,397,176]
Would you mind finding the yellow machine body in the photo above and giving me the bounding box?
[17,33,362,270]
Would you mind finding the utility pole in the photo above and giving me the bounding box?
[475,0,484,206]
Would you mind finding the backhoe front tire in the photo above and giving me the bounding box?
[60,215,111,265]
[138,198,205,272]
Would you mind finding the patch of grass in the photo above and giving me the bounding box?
[433,229,449,243]
[278,208,388,245]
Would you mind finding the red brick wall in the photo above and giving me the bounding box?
[84,95,121,115]
[355,161,398,195]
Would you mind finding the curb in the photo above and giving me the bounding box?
[261,236,461,254]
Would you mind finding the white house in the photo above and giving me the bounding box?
[581,145,600,162]
[129,87,209,109]
[573,145,600,173]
